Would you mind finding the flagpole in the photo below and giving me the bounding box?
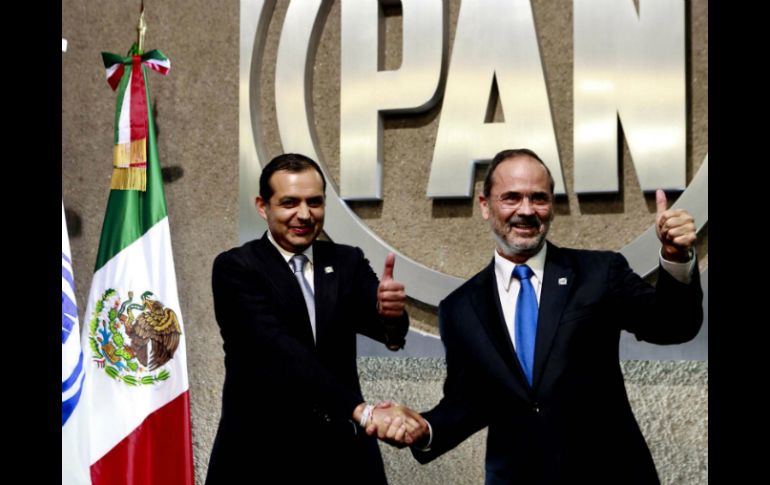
[137,2,147,54]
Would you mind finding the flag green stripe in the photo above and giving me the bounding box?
[95,66,168,271]
[142,49,168,62]
[102,52,125,67]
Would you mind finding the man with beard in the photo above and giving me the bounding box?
[206,153,420,484]
[406,148,703,484]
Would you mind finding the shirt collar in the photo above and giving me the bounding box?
[494,243,547,291]
[267,231,314,267]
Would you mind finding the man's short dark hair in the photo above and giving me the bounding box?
[259,153,327,202]
[482,148,555,198]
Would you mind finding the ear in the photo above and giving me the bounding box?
[479,194,491,221]
[256,196,268,220]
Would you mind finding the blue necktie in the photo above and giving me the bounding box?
[290,254,316,342]
[512,264,538,385]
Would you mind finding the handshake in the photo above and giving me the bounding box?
[354,400,430,448]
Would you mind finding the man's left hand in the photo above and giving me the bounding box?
[655,189,696,263]
[378,253,406,317]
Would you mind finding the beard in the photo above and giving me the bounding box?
[492,213,551,260]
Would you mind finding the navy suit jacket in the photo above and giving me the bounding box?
[206,233,408,484]
[413,242,702,485]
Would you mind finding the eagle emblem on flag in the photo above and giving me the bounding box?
[89,289,182,386]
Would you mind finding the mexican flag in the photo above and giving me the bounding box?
[80,43,193,485]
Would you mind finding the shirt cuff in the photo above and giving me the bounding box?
[659,248,695,284]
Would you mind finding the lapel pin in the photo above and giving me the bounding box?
[324,266,334,274]
[558,277,567,285]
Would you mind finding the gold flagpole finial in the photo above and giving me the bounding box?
[137,3,147,54]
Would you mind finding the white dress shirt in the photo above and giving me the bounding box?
[267,231,316,340]
[494,246,547,351]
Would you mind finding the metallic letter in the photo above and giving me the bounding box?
[242,0,707,310]
[427,0,564,198]
[239,0,274,242]
[574,0,686,193]
[340,0,445,200]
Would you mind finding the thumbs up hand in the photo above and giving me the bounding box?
[377,253,406,318]
[655,189,696,263]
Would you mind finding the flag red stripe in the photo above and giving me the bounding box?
[146,62,170,76]
[107,65,125,91]
[90,391,194,485]
[129,55,148,143]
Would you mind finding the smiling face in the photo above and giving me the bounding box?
[479,155,554,263]
[257,168,326,253]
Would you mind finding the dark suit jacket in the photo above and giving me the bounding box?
[206,233,408,484]
[413,242,702,485]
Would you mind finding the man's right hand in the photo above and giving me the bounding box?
[364,401,429,448]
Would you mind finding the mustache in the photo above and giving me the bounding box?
[506,215,541,228]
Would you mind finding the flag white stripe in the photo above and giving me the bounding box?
[82,217,189,463]
[105,63,120,80]
[117,77,132,145]
[145,58,170,70]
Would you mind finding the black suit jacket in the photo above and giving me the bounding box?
[206,233,408,484]
[413,242,702,485]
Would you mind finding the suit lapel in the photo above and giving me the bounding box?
[532,242,573,390]
[469,262,532,402]
[312,241,338,350]
[253,234,316,347]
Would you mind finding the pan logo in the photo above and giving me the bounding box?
[239,0,707,309]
